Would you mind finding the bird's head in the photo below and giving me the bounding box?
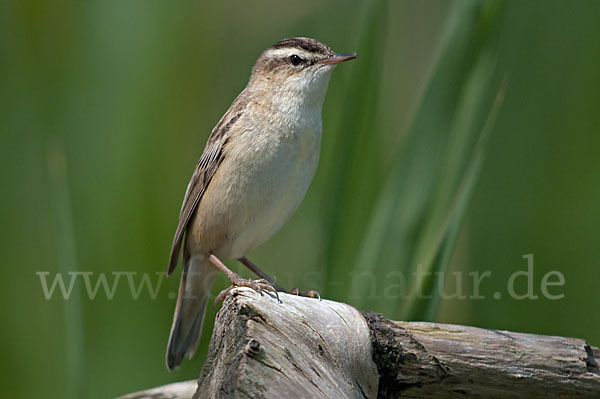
[248,37,356,107]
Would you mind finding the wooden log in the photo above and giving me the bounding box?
[362,312,600,398]
[119,287,600,398]
[119,380,197,399]
[197,287,379,398]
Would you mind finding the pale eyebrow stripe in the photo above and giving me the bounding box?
[263,48,314,60]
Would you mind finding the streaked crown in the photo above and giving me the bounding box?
[247,37,355,105]
[251,37,335,77]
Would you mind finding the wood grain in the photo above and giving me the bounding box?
[119,288,600,398]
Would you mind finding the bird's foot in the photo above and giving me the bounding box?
[214,275,280,310]
[288,288,321,300]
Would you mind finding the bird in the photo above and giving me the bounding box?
[165,37,356,370]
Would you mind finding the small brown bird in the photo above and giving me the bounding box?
[166,37,356,369]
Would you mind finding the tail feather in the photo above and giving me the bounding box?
[166,255,216,370]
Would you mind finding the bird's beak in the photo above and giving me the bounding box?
[315,53,357,65]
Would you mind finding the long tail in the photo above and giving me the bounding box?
[166,255,216,370]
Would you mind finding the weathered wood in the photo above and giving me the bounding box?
[120,288,600,398]
[197,287,378,398]
[120,380,197,399]
[363,312,600,398]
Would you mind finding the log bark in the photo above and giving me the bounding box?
[120,287,600,398]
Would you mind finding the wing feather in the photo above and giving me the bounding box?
[167,104,244,275]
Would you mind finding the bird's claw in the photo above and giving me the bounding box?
[213,277,281,311]
[289,288,321,300]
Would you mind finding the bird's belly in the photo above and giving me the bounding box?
[188,127,321,259]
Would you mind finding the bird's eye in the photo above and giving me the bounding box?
[289,54,302,66]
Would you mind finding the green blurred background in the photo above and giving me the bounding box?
[1,1,599,398]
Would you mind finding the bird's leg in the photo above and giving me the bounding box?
[209,254,279,309]
[238,256,286,292]
[239,256,321,300]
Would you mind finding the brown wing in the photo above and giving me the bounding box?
[167,103,244,275]
[167,140,225,275]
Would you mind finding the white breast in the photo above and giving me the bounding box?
[206,103,323,259]
[188,65,335,260]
